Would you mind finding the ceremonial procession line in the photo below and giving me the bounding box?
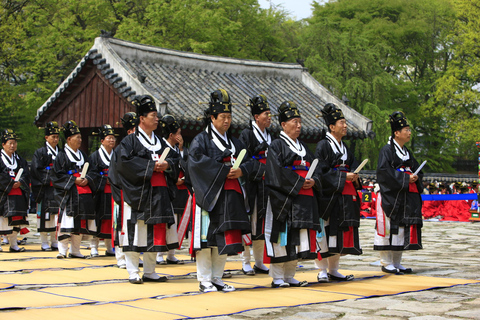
[0,219,479,319]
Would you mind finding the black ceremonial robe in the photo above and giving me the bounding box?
[264,135,321,263]
[375,139,423,251]
[52,149,97,234]
[88,146,114,239]
[315,136,362,256]
[0,152,30,230]
[188,130,259,255]
[113,132,179,252]
[31,144,61,232]
[239,125,270,240]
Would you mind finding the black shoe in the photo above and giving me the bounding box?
[253,265,269,274]
[166,259,184,264]
[381,266,403,275]
[142,275,168,282]
[105,251,116,257]
[18,238,27,245]
[9,247,25,252]
[41,247,52,251]
[56,253,66,259]
[69,254,91,259]
[271,281,290,288]
[222,272,232,279]
[129,277,143,284]
[397,267,413,274]
[212,282,235,292]
[51,246,58,251]
[328,273,354,281]
[287,280,309,287]
[242,268,255,276]
[199,283,217,292]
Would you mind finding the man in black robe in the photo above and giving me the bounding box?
[314,103,362,282]
[238,94,272,275]
[188,89,259,292]
[0,129,30,252]
[31,122,61,251]
[264,101,322,288]
[156,114,187,265]
[88,124,117,257]
[109,112,138,269]
[52,121,97,259]
[111,95,179,284]
[374,111,423,274]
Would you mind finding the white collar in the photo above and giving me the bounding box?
[46,141,58,159]
[99,145,112,166]
[252,121,271,145]
[208,125,236,155]
[211,124,228,142]
[163,138,180,154]
[1,150,17,170]
[64,144,85,167]
[326,132,347,161]
[280,131,306,157]
[137,127,162,153]
[388,137,410,161]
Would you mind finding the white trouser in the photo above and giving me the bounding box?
[7,232,19,250]
[269,260,297,281]
[196,248,227,282]
[125,251,157,279]
[380,251,403,267]
[243,240,265,266]
[115,246,126,266]
[315,254,340,272]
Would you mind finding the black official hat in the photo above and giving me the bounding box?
[62,120,81,139]
[120,112,138,131]
[98,124,117,140]
[248,94,270,116]
[278,101,300,125]
[321,103,345,127]
[1,129,17,144]
[131,95,157,117]
[209,89,232,115]
[389,111,409,133]
[45,121,60,136]
[160,114,180,136]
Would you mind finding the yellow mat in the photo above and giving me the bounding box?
[0,267,127,286]
[0,271,477,319]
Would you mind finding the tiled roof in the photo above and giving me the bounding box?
[35,37,374,140]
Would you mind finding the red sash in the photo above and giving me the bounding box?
[177,171,187,190]
[258,151,267,165]
[406,172,419,193]
[343,181,357,197]
[8,176,22,196]
[292,160,313,197]
[151,171,167,187]
[73,173,92,194]
[225,179,242,194]
[104,183,111,194]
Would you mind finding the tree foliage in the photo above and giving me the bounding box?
[0,0,479,173]
[301,0,459,171]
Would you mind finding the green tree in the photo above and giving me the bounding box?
[301,0,457,171]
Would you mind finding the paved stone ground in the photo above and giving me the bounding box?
[201,219,480,320]
[23,216,480,319]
